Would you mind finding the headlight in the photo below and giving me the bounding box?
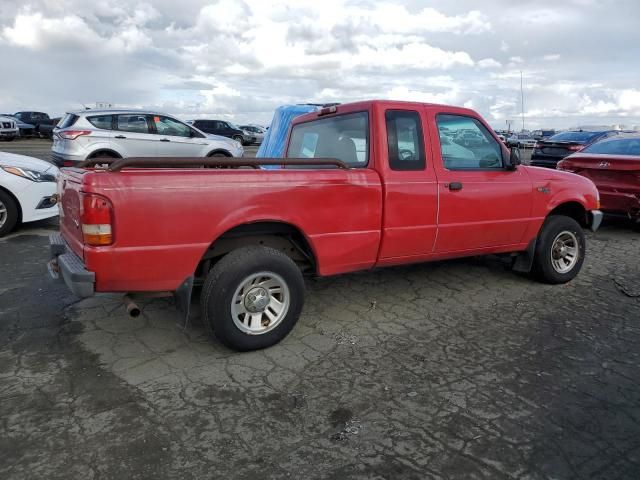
[1,166,57,182]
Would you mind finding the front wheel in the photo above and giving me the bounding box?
[532,215,585,284]
[0,190,19,237]
[200,246,305,351]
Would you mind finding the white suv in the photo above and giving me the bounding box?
[0,116,18,141]
[51,109,244,167]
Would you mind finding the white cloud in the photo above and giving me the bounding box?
[478,58,502,69]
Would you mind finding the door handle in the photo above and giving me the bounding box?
[446,182,463,191]
[114,135,126,139]
[160,138,171,142]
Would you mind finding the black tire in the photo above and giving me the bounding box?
[200,246,305,351]
[532,215,585,284]
[5,136,15,142]
[0,190,19,237]
[208,152,229,157]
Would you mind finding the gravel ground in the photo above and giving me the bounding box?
[0,141,638,480]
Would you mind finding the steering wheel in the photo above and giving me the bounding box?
[399,149,415,161]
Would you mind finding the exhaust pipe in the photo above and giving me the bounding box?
[123,294,141,318]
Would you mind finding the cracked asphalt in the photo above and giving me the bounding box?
[1,219,639,479]
[1,141,639,479]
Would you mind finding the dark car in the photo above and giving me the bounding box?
[13,111,55,139]
[532,129,556,141]
[190,119,255,146]
[531,130,621,168]
[557,134,640,222]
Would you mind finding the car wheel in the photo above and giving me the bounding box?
[531,215,585,284]
[5,136,15,142]
[200,246,305,351]
[0,190,19,237]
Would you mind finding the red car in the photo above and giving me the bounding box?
[49,100,602,351]
[558,134,640,222]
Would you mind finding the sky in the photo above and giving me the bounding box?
[1,0,639,130]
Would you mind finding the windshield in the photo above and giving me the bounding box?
[287,112,369,167]
[228,122,242,130]
[582,137,640,156]
[549,131,602,143]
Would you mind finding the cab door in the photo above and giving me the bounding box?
[427,109,532,253]
[377,106,439,262]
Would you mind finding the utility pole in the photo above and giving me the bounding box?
[520,70,525,132]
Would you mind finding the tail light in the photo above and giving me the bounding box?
[80,193,113,246]
[533,142,540,149]
[567,144,584,152]
[58,130,91,140]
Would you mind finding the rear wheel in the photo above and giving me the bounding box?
[200,246,305,351]
[532,215,585,284]
[0,190,19,237]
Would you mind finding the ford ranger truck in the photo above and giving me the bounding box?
[49,100,603,351]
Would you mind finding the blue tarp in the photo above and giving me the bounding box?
[257,105,320,165]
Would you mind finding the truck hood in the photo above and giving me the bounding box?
[0,152,58,173]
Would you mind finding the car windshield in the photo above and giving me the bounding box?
[228,122,242,130]
[549,131,602,143]
[287,111,369,167]
[582,137,640,156]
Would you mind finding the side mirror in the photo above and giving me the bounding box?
[505,147,521,170]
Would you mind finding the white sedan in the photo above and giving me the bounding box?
[0,152,59,236]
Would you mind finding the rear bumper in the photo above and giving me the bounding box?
[600,190,640,219]
[49,232,95,297]
[50,151,84,167]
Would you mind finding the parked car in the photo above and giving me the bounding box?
[0,116,19,141]
[507,133,537,148]
[531,130,621,168]
[50,109,243,167]
[2,115,35,137]
[50,100,601,351]
[13,111,55,139]
[239,125,266,144]
[189,120,255,145]
[557,134,640,223]
[532,129,556,141]
[0,152,59,236]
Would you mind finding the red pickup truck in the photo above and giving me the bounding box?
[50,100,602,351]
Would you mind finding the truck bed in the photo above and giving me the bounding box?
[59,166,383,292]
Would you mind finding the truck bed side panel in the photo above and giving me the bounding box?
[77,168,382,292]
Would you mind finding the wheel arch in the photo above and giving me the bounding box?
[547,201,588,228]
[0,185,22,224]
[196,220,318,279]
[206,149,232,157]
[87,148,122,159]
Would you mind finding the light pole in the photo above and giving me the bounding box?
[520,70,525,132]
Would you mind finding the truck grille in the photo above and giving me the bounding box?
[2,122,13,129]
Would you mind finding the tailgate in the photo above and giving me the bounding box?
[57,169,86,259]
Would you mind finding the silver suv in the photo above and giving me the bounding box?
[51,109,243,167]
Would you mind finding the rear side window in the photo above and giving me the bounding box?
[116,114,150,133]
[549,131,601,142]
[57,114,79,129]
[385,110,425,171]
[582,137,640,156]
[287,111,369,167]
[87,115,112,130]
